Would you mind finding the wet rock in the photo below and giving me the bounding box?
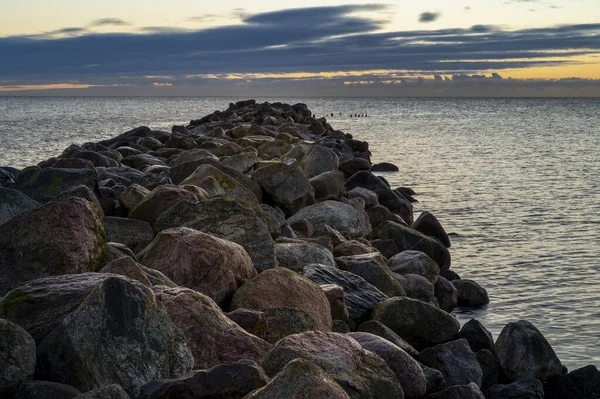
[477,349,501,392]
[433,276,458,312]
[74,384,130,399]
[388,250,440,283]
[226,309,268,339]
[154,198,276,271]
[13,166,98,203]
[459,319,495,354]
[0,198,105,297]
[310,170,346,200]
[371,221,450,270]
[231,267,332,331]
[154,286,271,370]
[488,378,544,399]
[128,184,198,226]
[336,253,402,297]
[104,216,153,253]
[371,162,399,172]
[274,242,336,272]
[371,297,460,350]
[411,211,451,248]
[138,227,256,305]
[99,256,152,287]
[138,360,269,399]
[304,264,388,329]
[34,276,193,397]
[288,200,371,238]
[348,332,426,399]
[5,381,82,399]
[0,319,36,391]
[440,269,460,281]
[262,331,404,399]
[495,320,563,382]
[252,162,315,216]
[545,365,600,399]
[452,279,490,306]
[0,187,38,226]
[418,339,483,387]
[427,383,485,399]
[321,284,350,322]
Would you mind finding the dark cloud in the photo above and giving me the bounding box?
[88,18,131,27]
[419,11,441,23]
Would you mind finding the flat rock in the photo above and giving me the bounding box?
[418,338,483,387]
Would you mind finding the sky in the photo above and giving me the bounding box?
[1,0,599,96]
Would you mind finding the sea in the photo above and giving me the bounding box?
[1,96,599,369]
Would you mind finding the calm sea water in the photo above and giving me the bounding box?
[1,96,599,369]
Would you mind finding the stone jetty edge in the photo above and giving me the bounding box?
[0,99,598,398]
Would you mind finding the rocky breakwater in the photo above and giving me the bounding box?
[0,99,598,399]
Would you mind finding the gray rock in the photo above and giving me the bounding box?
[288,200,371,239]
[128,184,198,226]
[275,242,336,272]
[99,256,152,287]
[459,319,495,354]
[257,204,286,238]
[488,378,544,399]
[0,188,38,226]
[104,216,154,253]
[74,384,130,399]
[13,166,98,203]
[333,240,374,257]
[371,162,399,172]
[434,276,458,313]
[495,320,563,382]
[411,211,451,248]
[348,187,379,208]
[387,250,440,283]
[421,365,446,396]
[154,198,276,271]
[452,279,490,306]
[310,170,346,200]
[0,319,36,391]
[336,253,402,297]
[356,320,419,358]
[339,158,371,178]
[544,365,600,399]
[427,383,485,399]
[226,309,268,339]
[263,307,316,344]
[304,264,388,329]
[301,145,339,178]
[418,339,483,387]
[5,381,81,399]
[371,297,460,350]
[75,151,119,168]
[321,284,350,322]
[168,148,218,167]
[121,153,166,171]
[396,273,434,302]
[262,331,404,399]
[477,349,501,392]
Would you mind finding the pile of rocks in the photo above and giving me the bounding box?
[0,100,597,398]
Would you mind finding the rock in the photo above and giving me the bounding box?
[52,184,102,213]
[252,162,315,216]
[258,204,286,238]
[495,320,563,382]
[348,187,379,208]
[371,221,450,270]
[245,359,350,399]
[262,331,404,399]
[348,332,426,399]
[387,250,440,283]
[99,256,152,287]
[0,188,38,226]
[427,383,485,399]
[256,140,293,159]
[13,166,98,203]
[366,206,407,229]
[310,170,346,200]
[304,264,388,329]
[154,198,276,271]
[288,218,314,237]
[5,381,82,399]
[0,198,106,297]
[545,365,600,399]
[336,253,402,297]
[421,365,446,396]
[168,148,218,167]
[418,339,483,387]
[488,378,544,399]
[0,319,36,391]
[371,297,460,350]
[333,240,374,257]
[122,153,166,170]
[226,309,268,339]
[333,320,351,333]
[74,384,130,399]
[371,162,399,172]
[452,279,490,306]
[339,158,371,177]
[33,276,193,397]
[117,183,149,213]
[231,267,332,332]
[459,319,495,354]
[220,151,258,174]
[288,200,371,238]
[138,227,256,305]
[274,242,336,272]
[301,146,339,178]
[263,307,316,344]
[371,239,399,259]
[74,151,119,168]
[104,216,154,253]
[395,274,433,301]
[138,361,269,399]
[440,269,461,281]
[128,184,198,226]
[51,158,96,169]
[356,321,419,357]
[411,211,451,248]
[154,286,271,369]
[434,276,458,313]
[477,349,501,392]
[321,284,350,322]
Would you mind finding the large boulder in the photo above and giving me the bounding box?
[246,359,350,399]
[371,296,460,350]
[458,319,495,354]
[154,198,276,271]
[275,242,336,272]
[545,365,600,399]
[427,383,485,399]
[252,162,315,216]
[371,221,450,269]
[103,216,154,253]
[304,264,388,329]
[418,339,483,387]
[488,378,544,399]
[387,250,440,283]
[477,349,501,392]
[411,211,450,247]
[128,184,198,226]
[231,267,332,331]
[301,145,340,178]
[310,170,346,200]
[262,307,316,344]
[434,276,458,312]
[138,360,269,399]
[154,286,271,369]
[356,321,418,358]
[262,331,404,399]
[336,253,402,297]
[5,381,82,399]
[452,279,490,306]
[0,198,106,297]
[0,188,38,226]
[32,276,193,397]
[138,227,256,305]
[12,167,98,203]
[495,320,563,382]
[348,332,426,399]
[0,319,37,391]
[99,256,152,287]
[288,200,371,238]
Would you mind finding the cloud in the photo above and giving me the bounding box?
[419,11,441,23]
[88,18,131,27]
